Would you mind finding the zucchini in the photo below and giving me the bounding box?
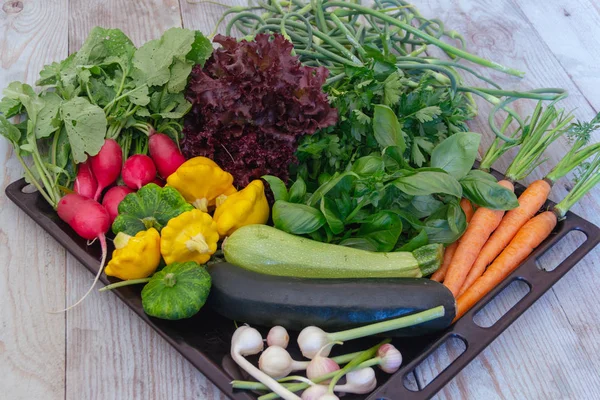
[223,224,443,279]
[207,263,456,336]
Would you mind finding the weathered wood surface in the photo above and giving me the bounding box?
[0,1,598,399]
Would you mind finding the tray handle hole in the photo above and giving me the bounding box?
[473,279,530,328]
[536,229,587,272]
[403,335,467,391]
[21,183,38,194]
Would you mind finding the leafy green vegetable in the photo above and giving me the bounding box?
[272,201,326,235]
[112,183,194,236]
[372,104,406,151]
[60,97,107,163]
[141,262,212,320]
[460,170,519,210]
[430,132,481,179]
[132,27,203,88]
[353,211,403,252]
[393,171,462,197]
[0,26,213,208]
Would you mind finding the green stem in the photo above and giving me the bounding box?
[327,342,384,393]
[99,278,151,292]
[554,153,600,219]
[31,147,58,204]
[232,358,381,392]
[330,13,367,59]
[103,84,148,113]
[326,2,524,77]
[328,306,444,342]
[255,342,389,399]
[15,154,56,207]
[547,142,600,183]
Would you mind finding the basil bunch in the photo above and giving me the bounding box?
[266,131,518,251]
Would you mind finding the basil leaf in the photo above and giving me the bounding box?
[424,204,467,244]
[373,104,406,152]
[408,195,444,219]
[460,170,519,210]
[320,197,345,235]
[262,175,289,202]
[356,211,403,252]
[288,176,307,203]
[352,155,384,176]
[308,171,357,206]
[397,229,428,252]
[393,210,424,230]
[430,132,481,180]
[334,191,353,221]
[466,169,497,182]
[447,201,462,233]
[393,171,462,198]
[272,201,325,235]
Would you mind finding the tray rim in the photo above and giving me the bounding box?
[5,177,600,400]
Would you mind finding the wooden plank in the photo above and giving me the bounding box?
[0,0,67,399]
[65,255,226,400]
[514,0,600,111]
[65,1,224,399]
[179,0,247,37]
[69,0,183,49]
[410,1,600,398]
[0,1,68,400]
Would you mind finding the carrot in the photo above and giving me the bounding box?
[443,181,514,296]
[457,179,551,296]
[431,242,456,282]
[431,199,474,282]
[460,197,475,221]
[454,211,557,321]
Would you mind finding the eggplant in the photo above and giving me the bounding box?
[207,262,456,336]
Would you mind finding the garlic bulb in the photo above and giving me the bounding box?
[267,326,290,348]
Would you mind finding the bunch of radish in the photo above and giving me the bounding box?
[57,132,185,311]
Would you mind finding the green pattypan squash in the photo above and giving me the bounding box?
[112,183,193,236]
[141,261,211,320]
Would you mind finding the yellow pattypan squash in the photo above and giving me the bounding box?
[105,228,161,280]
[213,179,270,237]
[166,156,237,212]
[160,209,219,264]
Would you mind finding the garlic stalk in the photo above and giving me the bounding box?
[297,306,445,358]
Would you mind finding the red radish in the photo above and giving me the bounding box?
[90,139,123,201]
[56,193,110,312]
[148,132,186,179]
[122,154,157,190]
[73,161,98,199]
[152,177,165,187]
[102,186,134,224]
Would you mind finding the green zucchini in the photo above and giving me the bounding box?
[207,262,456,335]
[222,224,443,279]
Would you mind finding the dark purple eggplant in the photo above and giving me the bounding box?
[207,262,456,336]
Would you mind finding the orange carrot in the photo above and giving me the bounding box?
[457,179,552,295]
[443,181,514,296]
[454,211,557,321]
[431,199,474,282]
[431,242,457,282]
[460,197,475,222]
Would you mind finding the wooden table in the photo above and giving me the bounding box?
[1,1,599,399]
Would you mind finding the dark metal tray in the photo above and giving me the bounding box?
[6,176,599,400]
